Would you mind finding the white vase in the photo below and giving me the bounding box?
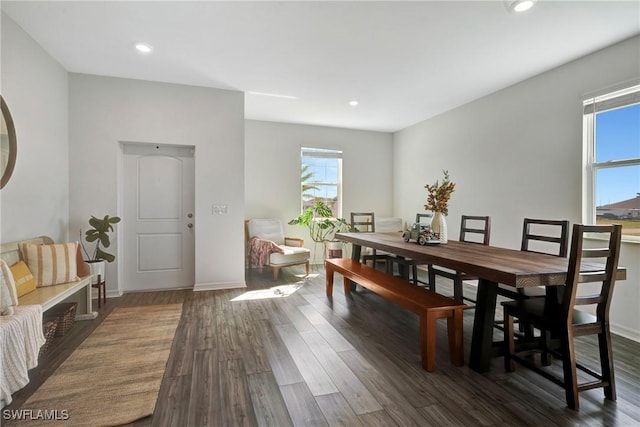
[85,260,106,284]
[431,212,448,243]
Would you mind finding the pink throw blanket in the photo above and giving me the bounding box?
[248,237,284,272]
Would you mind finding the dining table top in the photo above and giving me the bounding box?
[335,232,627,288]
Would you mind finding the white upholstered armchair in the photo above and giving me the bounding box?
[246,219,311,280]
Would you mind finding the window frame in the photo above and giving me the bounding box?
[300,147,343,218]
[582,83,640,243]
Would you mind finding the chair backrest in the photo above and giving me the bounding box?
[460,215,491,245]
[521,218,569,257]
[351,212,375,232]
[247,219,285,245]
[415,213,433,230]
[562,224,622,323]
[375,217,403,233]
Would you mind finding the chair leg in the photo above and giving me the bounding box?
[541,329,552,366]
[453,276,463,303]
[412,264,418,285]
[560,329,580,411]
[598,327,616,401]
[521,321,535,339]
[504,310,515,372]
[428,265,436,292]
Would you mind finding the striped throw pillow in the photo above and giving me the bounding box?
[20,242,79,287]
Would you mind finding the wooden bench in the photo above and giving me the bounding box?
[1,236,96,407]
[1,236,96,320]
[325,258,466,372]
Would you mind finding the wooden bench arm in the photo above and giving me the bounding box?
[284,237,304,247]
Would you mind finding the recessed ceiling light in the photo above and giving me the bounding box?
[509,0,536,13]
[349,100,359,107]
[135,43,152,54]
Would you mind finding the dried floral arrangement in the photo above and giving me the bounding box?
[424,170,456,216]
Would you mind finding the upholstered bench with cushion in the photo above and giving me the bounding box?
[0,236,95,407]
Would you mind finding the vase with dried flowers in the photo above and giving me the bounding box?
[424,170,456,243]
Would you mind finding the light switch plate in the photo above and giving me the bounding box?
[212,204,229,215]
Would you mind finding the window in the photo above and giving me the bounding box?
[583,83,640,241]
[300,147,342,216]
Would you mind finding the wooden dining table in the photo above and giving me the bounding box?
[335,231,627,373]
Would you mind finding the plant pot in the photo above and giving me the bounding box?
[325,241,344,259]
[85,260,106,284]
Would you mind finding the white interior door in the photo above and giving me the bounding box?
[122,143,195,291]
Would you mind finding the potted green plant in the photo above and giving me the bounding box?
[81,215,121,283]
[288,201,352,258]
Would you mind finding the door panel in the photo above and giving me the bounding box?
[138,233,182,271]
[122,143,195,291]
[138,156,182,220]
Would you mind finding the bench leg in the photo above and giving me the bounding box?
[325,264,334,296]
[342,276,352,295]
[420,312,437,372]
[447,309,464,367]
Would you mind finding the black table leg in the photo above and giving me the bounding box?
[470,278,498,373]
[348,244,362,292]
[351,244,361,262]
[395,256,409,280]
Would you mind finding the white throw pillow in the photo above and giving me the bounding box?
[0,259,19,315]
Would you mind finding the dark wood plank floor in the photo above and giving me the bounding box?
[6,265,640,426]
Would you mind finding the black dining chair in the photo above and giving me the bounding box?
[503,224,622,411]
[387,213,435,285]
[350,212,390,269]
[495,218,570,341]
[499,218,570,300]
[427,215,491,303]
[415,213,433,230]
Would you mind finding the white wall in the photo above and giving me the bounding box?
[393,36,640,341]
[245,120,393,260]
[0,13,69,243]
[68,74,245,294]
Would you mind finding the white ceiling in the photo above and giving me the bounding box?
[2,1,639,132]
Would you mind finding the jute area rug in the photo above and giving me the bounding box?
[14,304,182,426]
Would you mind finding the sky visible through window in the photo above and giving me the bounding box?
[595,103,640,207]
[303,157,338,200]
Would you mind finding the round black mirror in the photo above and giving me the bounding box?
[1,96,17,189]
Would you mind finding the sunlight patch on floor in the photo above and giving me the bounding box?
[231,276,315,301]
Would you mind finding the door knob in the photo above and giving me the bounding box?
[187,223,193,228]
[187,213,193,218]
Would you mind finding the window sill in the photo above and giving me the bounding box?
[585,234,640,245]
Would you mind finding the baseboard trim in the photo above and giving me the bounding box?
[612,322,640,343]
[105,290,123,298]
[193,281,246,292]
